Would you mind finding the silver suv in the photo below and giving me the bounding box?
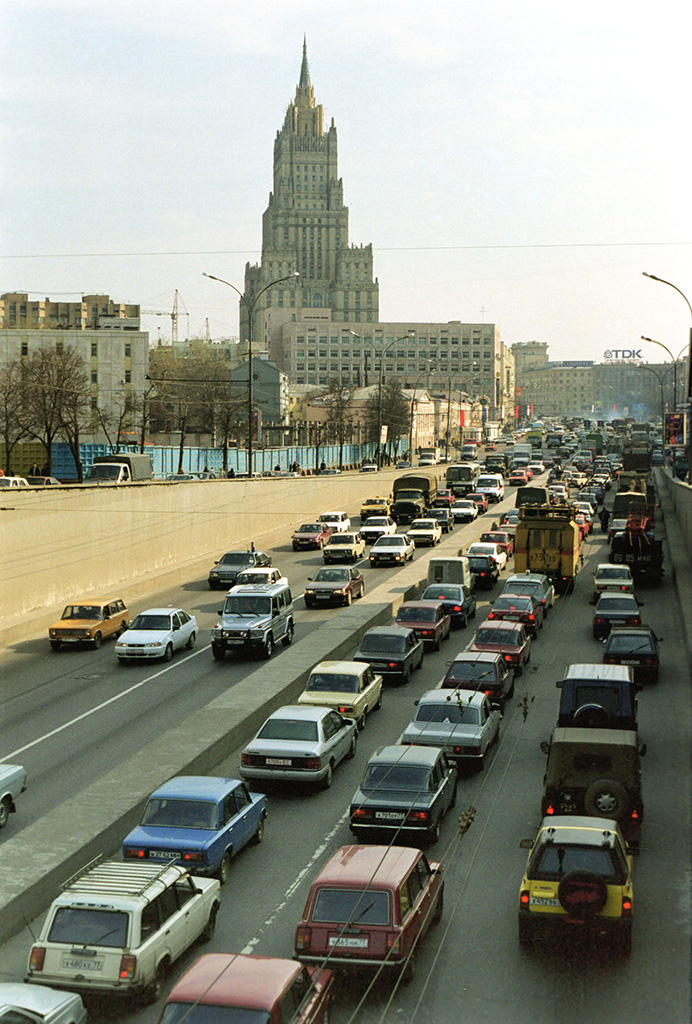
[26,860,220,1004]
[212,582,294,661]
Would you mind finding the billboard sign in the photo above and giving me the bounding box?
[665,413,684,446]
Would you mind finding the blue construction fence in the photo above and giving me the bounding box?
[51,437,408,480]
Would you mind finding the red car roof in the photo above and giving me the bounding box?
[166,954,303,1010]
[308,844,426,891]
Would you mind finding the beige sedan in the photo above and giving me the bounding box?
[298,661,383,730]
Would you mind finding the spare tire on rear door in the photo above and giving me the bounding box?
[573,703,611,728]
[557,870,608,919]
[584,778,629,819]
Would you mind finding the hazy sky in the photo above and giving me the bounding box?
[2,0,690,365]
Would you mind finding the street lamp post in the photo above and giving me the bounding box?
[636,362,674,445]
[641,336,678,410]
[643,272,692,483]
[360,332,413,468]
[204,270,299,476]
[408,365,437,459]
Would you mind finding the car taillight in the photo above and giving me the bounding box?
[351,808,374,820]
[337,705,354,715]
[241,752,260,766]
[181,851,204,863]
[528,614,534,621]
[295,926,311,950]
[452,605,462,613]
[421,630,433,637]
[519,890,530,906]
[642,656,656,664]
[621,585,627,591]
[545,804,555,815]
[627,618,639,625]
[484,689,492,696]
[386,931,402,953]
[504,654,512,661]
[124,847,146,859]
[406,810,429,824]
[603,656,615,663]
[631,808,639,821]
[387,661,399,668]
[594,618,604,625]
[488,612,495,619]
[119,955,136,981]
[466,745,481,756]
[621,897,632,915]
[29,947,45,972]
[305,758,322,770]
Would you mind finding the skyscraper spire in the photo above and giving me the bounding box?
[299,35,311,89]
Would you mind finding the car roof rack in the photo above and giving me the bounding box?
[61,857,178,897]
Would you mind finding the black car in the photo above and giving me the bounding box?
[603,626,661,684]
[556,664,641,731]
[427,507,455,533]
[439,651,515,703]
[468,554,499,590]
[208,549,271,590]
[592,594,641,639]
[420,583,476,629]
[349,744,457,845]
[353,626,424,685]
[304,566,365,608]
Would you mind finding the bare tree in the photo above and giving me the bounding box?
[56,350,93,482]
[0,360,31,474]
[314,378,357,469]
[365,380,410,460]
[20,346,70,475]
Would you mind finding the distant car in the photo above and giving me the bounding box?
[400,690,501,767]
[318,511,351,533]
[395,600,452,650]
[466,492,489,513]
[48,597,129,651]
[292,523,332,550]
[122,776,266,883]
[369,533,415,566]
[466,542,508,571]
[240,705,358,790]
[608,518,629,544]
[0,763,27,830]
[322,531,366,563]
[592,594,642,639]
[528,461,544,475]
[208,549,271,589]
[592,563,634,602]
[26,475,62,486]
[468,553,500,589]
[231,566,287,590]
[407,518,443,547]
[359,516,397,543]
[396,459,412,469]
[353,626,424,685]
[509,470,529,487]
[115,607,197,662]
[298,661,383,730]
[359,463,378,473]
[427,507,455,533]
[360,496,391,519]
[470,619,531,675]
[349,745,457,844]
[480,530,514,557]
[304,566,365,607]
[420,583,476,629]
[603,626,661,684]
[295,844,444,980]
[0,985,86,1024]
[0,476,29,488]
[439,650,515,703]
[432,489,455,509]
[502,573,555,616]
[451,499,478,522]
[488,593,543,636]
[161,954,333,1024]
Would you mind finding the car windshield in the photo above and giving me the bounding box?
[415,703,480,725]
[606,635,654,654]
[314,569,349,582]
[307,673,359,693]
[223,597,272,616]
[219,553,253,566]
[365,518,389,526]
[362,764,432,792]
[359,634,406,653]
[422,586,461,601]
[257,718,318,741]
[597,568,630,580]
[454,502,474,510]
[141,798,218,830]
[312,888,390,926]
[130,613,171,631]
[530,844,623,883]
[374,536,404,547]
[162,1005,271,1024]
[48,907,129,947]
[475,628,518,645]
[444,661,495,683]
[397,606,436,623]
[62,605,102,620]
[597,598,637,612]
[298,524,321,533]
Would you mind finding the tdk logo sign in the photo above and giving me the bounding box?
[603,349,642,360]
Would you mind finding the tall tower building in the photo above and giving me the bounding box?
[242,40,379,361]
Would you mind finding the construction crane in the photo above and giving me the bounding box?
[141,290,189,345]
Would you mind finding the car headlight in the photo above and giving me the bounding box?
[250,629,264,638]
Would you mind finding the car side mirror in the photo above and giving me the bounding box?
[519,839,533,849]
[638,742,647,756]
[217,609,223,616]
[540,740,550,755]
[307,577,313,582]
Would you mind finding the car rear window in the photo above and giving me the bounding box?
[606,635,654,654]
[397,606,436,623]
[444,661,496,683]
[48,907,129,947]
[597,568,630,580]
[374,536,404,547]
[571,687,622,713]
[141,798,218,830]
[475,628,518,645]
[328,535,351,544]
[415,703,479,725]
[312,888,390,926]
[299,524,320,532]
[421,586,461,601]
[530,844,623,883]
[162,1006,271,1024]
[493,597,532,612]
[307,673,359,693]
[597,598,637,612]
[362,765,431,792]
[258,719,318,741]
[359,634,406,653]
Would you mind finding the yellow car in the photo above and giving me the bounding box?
[360,496,391,520]
[518,815,634,953]
[49,597,129,651]
[298,661,383,730]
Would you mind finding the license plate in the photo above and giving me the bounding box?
[61,956,103,972]
[375,811,404,821]
[148,850,174,859]
[529,896,560,906]
[266,757,292,766]
[316,594,331,599]
[329,936,368,948]
[621,659,639,665]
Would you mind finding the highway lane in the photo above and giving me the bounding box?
[0,488,519,841]
[0,512,688,1022]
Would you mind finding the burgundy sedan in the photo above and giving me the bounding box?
[395,600,451,651]
[480,530,515,558]
[470,619,531,675]
[487,593,543,637]
[433,489,456,509]
[509,470,529,487]
[466,492,489,514]
[292,522,333,550]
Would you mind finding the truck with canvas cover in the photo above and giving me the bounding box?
[610,522,663,583]
[84,453,153,484]
[391,472,438,524]
[514,504,580,593]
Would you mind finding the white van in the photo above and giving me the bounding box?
[475,474,505,503]
[427,556,473,591]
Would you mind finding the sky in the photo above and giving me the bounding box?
[1,0,691,366]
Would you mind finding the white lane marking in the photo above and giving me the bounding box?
[1,644,211,760]
[240,808,350,954]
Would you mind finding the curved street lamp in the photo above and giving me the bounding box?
[359,332,414,468]
[408,364,437,459]
[204,270,299,476]
[640,335,678,410]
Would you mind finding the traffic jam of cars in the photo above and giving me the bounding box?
[2,424,674,1021]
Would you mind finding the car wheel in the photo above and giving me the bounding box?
[217,850,232,884]
[449,782,457,809]
[212,645,225,662]
[320,761,334,790]
[347,732,358,759]
[0,797,10,829]
[427,818,441,844]
[358,582,365,598]
[143,961,167,1005]
[260,634,274,660]
[252,814,265,845]
[584,779,629,819]
[200,905,218,942]
[50,640,61,651]
[356,714,366,732]
[163,643,173,662]
[515,663,523,677]
[432,637,441,652]
[282,621,294,647]
[92,632,102,650]
[401,665,412,686]
[375,690,383,710]
[345,591,352,606]
[401,951,417,984]
[185,631,196,650]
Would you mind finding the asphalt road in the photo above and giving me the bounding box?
[0,481,689,1023]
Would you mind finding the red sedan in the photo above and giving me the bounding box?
[480,530,515,558]
[487,593,543,637]
[433,489,456,509]
[470,619,531,674]
[509,470,529,487]
[466,492,489,514]
[395,600,452,651]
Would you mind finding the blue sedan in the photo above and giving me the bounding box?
[122,776,267,883]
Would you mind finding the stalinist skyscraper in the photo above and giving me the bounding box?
[242,39,379,361]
